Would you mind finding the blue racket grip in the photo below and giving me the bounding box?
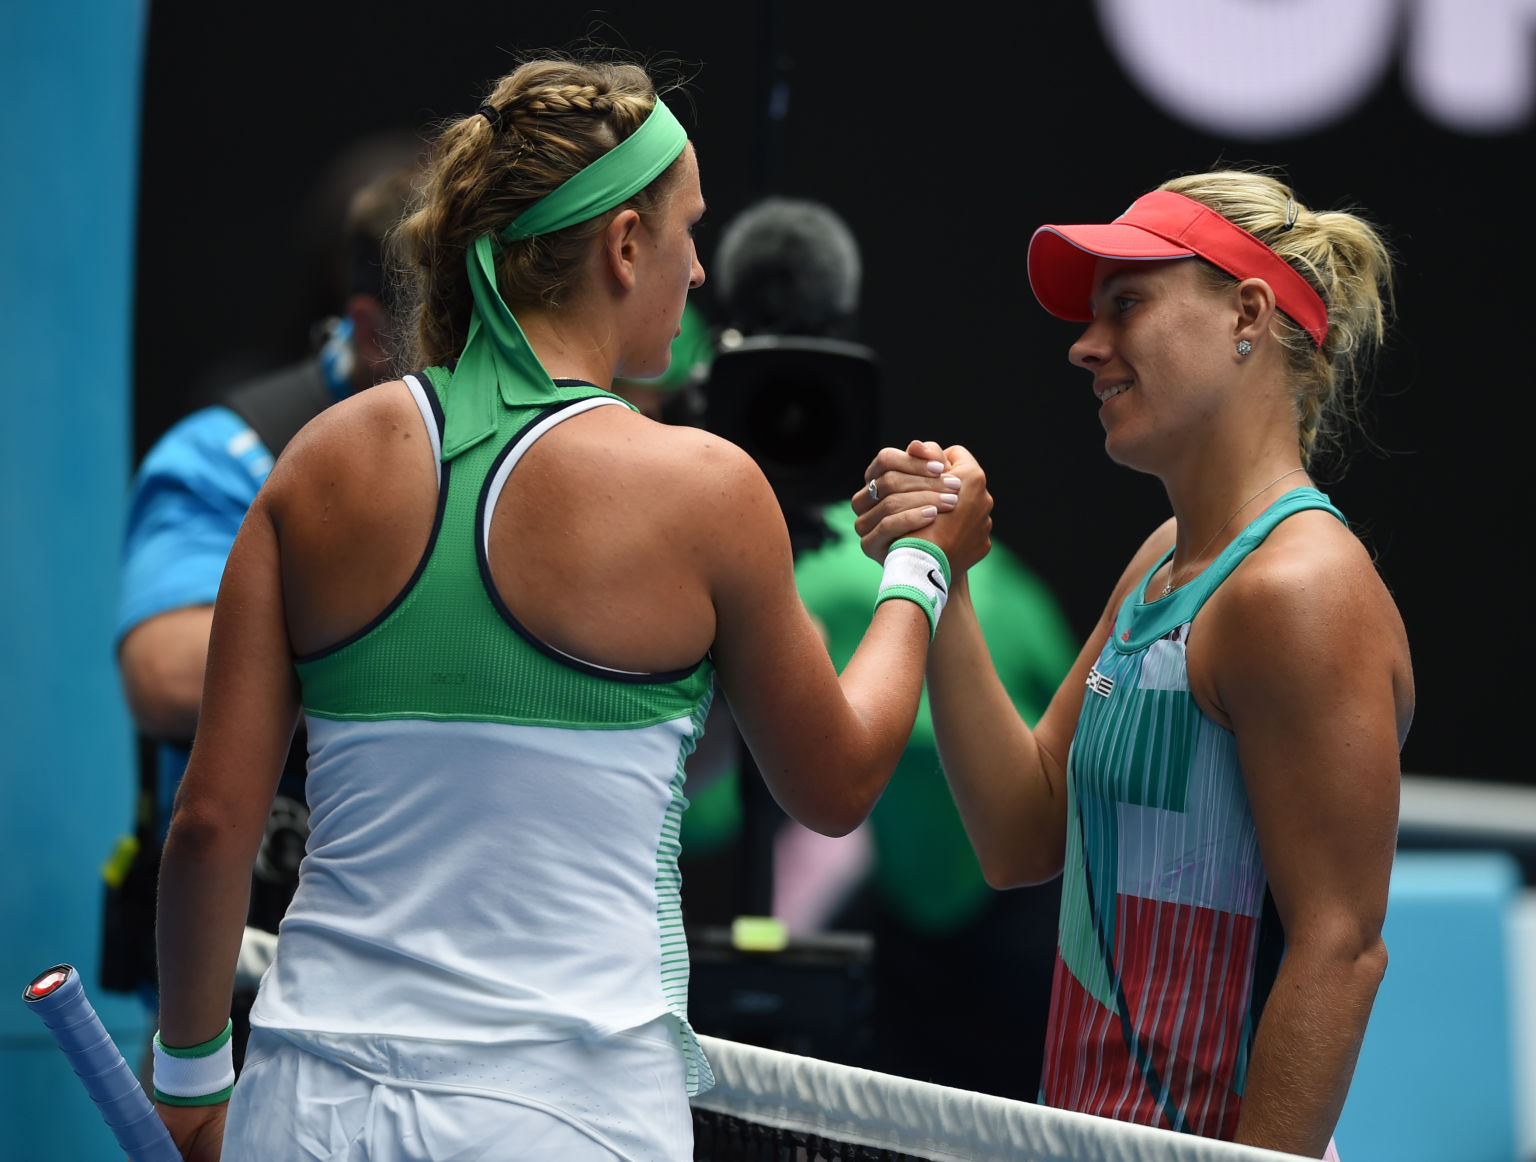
[23,963,182,1162]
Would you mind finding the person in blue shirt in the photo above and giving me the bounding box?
[109,156,416,1072]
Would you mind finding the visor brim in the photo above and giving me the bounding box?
[1027,224,1196,323]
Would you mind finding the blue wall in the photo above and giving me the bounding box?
[1336,851,1522,1162]
[0,2,149,1154]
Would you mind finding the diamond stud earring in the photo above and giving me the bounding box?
[1236,339,1253,357]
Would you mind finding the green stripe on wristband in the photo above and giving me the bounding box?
[153,1018,236,1104]
[876,539,952,640]
[875,583,940,638]
[154,1019,233,1058]
[154,1084,235,1107]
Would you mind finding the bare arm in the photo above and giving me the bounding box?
[855,440,1176,886]
[922,525,1176,886]
[707,440,992,837]
[1202,523,1411,1156]
[921,571,1093,885]
[118,605,214,741]
[154,496,299,1156]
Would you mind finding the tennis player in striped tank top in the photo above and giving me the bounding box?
[855,168,1413,1160]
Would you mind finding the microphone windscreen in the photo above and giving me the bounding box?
[712,197,861,337]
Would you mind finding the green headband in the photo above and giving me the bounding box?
[500,99,686,241]
[443,99,688,460]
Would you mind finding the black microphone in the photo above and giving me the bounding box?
[676,196,880,551]
[711,197,862,340]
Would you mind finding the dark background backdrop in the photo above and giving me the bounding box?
[132,3,1529,784]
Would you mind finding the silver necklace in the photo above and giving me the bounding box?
[1160,467,1306,598]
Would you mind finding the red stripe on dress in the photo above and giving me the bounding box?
[1040,899,1259,1139]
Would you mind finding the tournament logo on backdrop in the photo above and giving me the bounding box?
[1097,0,1534,138]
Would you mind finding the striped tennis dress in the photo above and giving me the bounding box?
[249,366,717,1096]
[1040,488,1345,1138]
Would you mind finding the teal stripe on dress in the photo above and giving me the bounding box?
[656,684,715,1095]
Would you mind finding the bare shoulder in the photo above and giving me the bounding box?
[597,407,772,493]
[1199,509,1414,740]
[547,405,783,534]
[621,415,788,580]
[261,379,430,511]
[669,423,784,528]
[509,405,789,612]
[1223,510,1408,643]
[257,380,439,625]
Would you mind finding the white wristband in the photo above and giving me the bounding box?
[875,538,951,639]
[153,1019,235,1106]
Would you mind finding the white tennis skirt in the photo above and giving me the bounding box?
[222,1018,693,1161]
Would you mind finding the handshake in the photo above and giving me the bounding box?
[852,438,993,580]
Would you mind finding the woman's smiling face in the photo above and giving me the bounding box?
[1067,256,1245,471]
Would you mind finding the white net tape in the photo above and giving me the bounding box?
[692,1034,1314,1162]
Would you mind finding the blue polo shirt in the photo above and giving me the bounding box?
[116,405,275,832]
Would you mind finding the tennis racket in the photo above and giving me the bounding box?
[22,962,181,1161]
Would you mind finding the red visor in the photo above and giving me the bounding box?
[1027,190,1328,348]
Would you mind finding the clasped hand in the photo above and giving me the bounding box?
[852,439,992,573]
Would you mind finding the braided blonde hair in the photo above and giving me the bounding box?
[1159,169,1394,468]
[392,57,683,368]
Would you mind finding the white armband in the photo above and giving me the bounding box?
[874,537,951,639]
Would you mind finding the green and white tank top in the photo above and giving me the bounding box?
[251,366,716,1094]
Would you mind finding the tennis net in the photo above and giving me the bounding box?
[690,1034,1312,1162]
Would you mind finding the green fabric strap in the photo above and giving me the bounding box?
[442,100,686,461]
[500,100,686,241]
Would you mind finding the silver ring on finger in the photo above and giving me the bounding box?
[866,478,879,503]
